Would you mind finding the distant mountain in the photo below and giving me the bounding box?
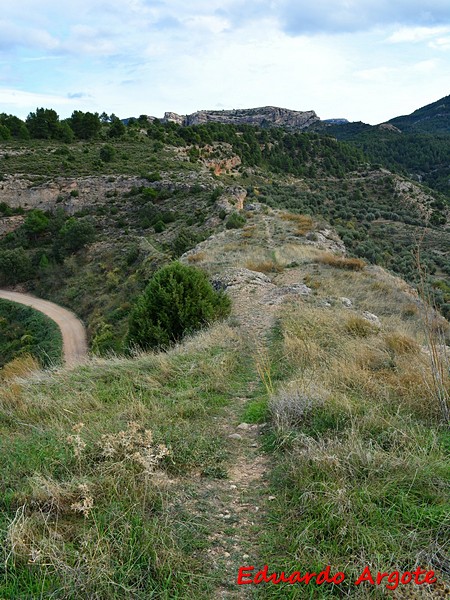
[322,118,349,125]
[388,94,450,134]
[316,95,450,198]
[162,106,320,130]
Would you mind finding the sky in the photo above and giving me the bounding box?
[0,0,449,124]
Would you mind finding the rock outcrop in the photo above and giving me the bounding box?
[163,106,320,131]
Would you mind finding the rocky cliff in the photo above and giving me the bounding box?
[163,106,320,130]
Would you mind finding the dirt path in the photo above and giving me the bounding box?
[0,290,87,367]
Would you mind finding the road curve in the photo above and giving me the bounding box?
[0,290,87,367]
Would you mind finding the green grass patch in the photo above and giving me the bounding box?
[0,326,253,598]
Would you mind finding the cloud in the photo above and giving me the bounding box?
[276,0,450,35]
[387,25,450,42]
[0,88,73,109]
[67,92,91,99]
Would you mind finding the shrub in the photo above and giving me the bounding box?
[153,220,165,233]
[57,218,95,255]
[99,144,115,163]
[0,248,32,285]
[269,384,326,431]
[225,212,246,229]
[127,262,231,350]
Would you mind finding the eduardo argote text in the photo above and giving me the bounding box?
[237,565,437,591]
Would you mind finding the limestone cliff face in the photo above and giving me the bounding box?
[163,106,320,130]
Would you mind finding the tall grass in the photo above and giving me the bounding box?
[258,280,449,597]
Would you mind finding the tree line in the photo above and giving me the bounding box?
[0,109,126,142]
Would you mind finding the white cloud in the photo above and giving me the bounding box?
[387,25,450,43]
[0,0,449,123]
[0,88,73,109]
[429,36,450,49]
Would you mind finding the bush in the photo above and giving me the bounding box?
[57,218,95,255]
[0,248,32,285]
[225,212,246,229]
[99,144,115,163]
[127,262,231,350]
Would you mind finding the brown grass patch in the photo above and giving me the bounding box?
[384,332,420,355]
[246,259,284,273]
[316,253,366,271]
[241,225,257,239]
[281,213,313,235]
[402,303,419,318]
[187,252,206,263]
[345,316,379,337]
[303,274,321,290]
[1,354,40,381]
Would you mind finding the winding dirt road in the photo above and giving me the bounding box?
[0,290,87,367]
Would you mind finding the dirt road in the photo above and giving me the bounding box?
[0,290,87,367]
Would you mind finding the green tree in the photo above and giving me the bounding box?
[0,124,10,140]
[26,108,61,139]
[0,114,30,139]
[69,111,101,140]
[23,210,49,240]
[108,117,126,138]
[58,218,95,254]
[0,248,32,285]
[127,262,231,350]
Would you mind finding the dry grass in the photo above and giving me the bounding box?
[384,331,420,355]
[241,225,257,239]
[245,259,284,273]
[316,252,366,271]
[269,381,328,430]
[345,315,380,337]
[187,251,206,263]
[1,354,40,381]
[281,212,314,235]
[279,302,444,420]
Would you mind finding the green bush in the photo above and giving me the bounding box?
[127,262,231,350]
[99,144,115,163]
[225,212,246,229]
[0,248,32,285]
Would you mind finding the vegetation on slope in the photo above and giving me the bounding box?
[0,300,62,368]
[1,105,450,351]
[254,273,449,597]
[0,224,448,598]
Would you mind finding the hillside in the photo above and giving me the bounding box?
[1,205,449,598]
[0,117,449,348]
[0,107,450,598]
[317,94,450,199]
[388,94,450,134]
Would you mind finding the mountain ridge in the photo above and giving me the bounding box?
[160,105,320,130]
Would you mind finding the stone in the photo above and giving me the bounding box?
[237,422,251,430]
[340,297,352,307]
[228,433,242,440]
[362,311,381,327]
